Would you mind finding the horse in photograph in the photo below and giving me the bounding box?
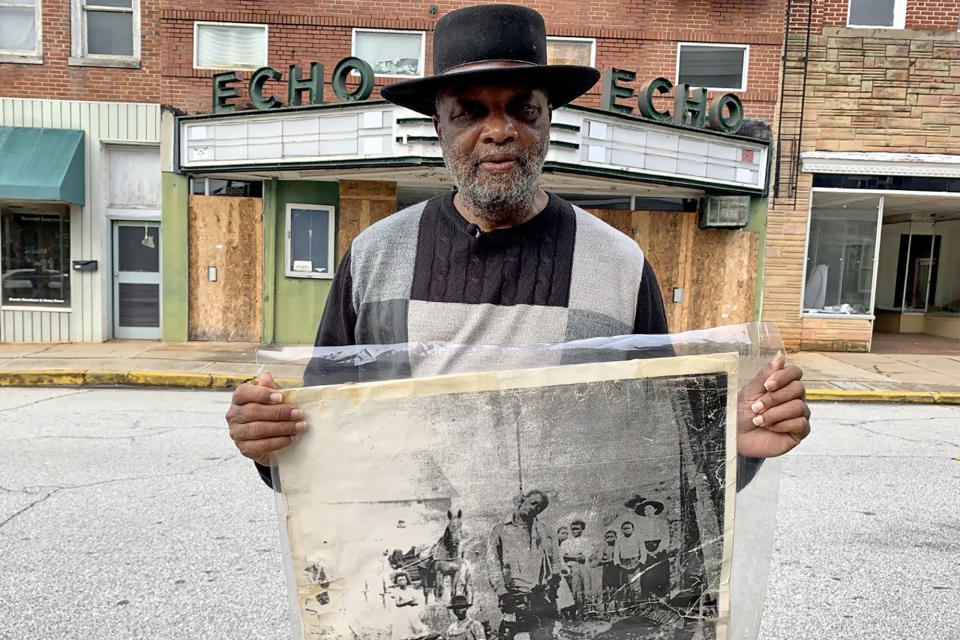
[418,509,463,603]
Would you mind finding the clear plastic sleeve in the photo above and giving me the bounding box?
[257,323,785,640]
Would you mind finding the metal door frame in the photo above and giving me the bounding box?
[112,220,162,339]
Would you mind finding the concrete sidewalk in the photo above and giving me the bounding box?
[0,340,955,402]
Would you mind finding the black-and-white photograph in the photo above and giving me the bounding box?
[279,354,738,640]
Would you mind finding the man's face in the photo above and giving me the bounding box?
[434,83,551,223]
[518,491,547,518]
[605,531,617,545]
[621,523,634,537]
[452,606,468,621]
[557,526,569,542]
[570,523,584,538]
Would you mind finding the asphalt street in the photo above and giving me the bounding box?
[1,388,958,639]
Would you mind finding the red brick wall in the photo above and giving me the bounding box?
[0,0,161,102]
[160,1,786,121]
[821,0,960,30]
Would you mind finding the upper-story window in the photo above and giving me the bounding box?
[847,0,906,29]
[546,36,596,67]
[70,0,140,68]
[194,22,268,70]
[676,43,749,92]
[0,0,42,63]
[352,28,425,77]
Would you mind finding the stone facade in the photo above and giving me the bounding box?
[763,6,960,351]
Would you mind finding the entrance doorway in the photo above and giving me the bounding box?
[874,194,960,346]
[112,221,161,339]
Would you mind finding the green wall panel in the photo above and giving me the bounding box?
[161,172,189,341]
[270,180,339,344]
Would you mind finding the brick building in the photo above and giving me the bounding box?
[766,0,960,351]
[159,0,787,345]
[1,0,162,342]
[2,0,789,345]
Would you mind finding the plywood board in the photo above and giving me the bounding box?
[188,195,263,342]
[337,180,397,260]
[587,210,759,333]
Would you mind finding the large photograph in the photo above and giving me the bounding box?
[278,354,738,640]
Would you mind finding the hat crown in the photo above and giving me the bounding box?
[433,4,547,74]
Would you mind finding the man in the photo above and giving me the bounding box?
[614,521,643,602]
[597,529,622,607]
[443,595,486,640]
[486,490,563,640]
[559,519,592,609]
[225,4,810,486]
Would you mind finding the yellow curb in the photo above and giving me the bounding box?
[82,370,127,386]
[210,373,256,390]
[125,371,213,388]
[806,389,960,404]
[0,370,87,386]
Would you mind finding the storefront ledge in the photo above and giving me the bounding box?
[0,369,304,390]
[806,389,960,404]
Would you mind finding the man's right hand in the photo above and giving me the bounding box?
[226,371,306,466]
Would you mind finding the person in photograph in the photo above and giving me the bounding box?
[486,489,563,639]
[636,502,670,601]
[614,521,643,600]
[443,595,486,640]
[389,571,433,640]
[557,525,569,546]
[598,529,623,606]
[559,519,592,610]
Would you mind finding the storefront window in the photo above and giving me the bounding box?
[1,209,71,307]
[285,204,335,279]
[803,192,881,316]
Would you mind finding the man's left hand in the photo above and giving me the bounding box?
[737,351,811,458]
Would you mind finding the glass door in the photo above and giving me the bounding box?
[112,221,161,339]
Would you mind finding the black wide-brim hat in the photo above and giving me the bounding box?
[380,4,600,116]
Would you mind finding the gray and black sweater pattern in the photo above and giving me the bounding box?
[311,191,668,381]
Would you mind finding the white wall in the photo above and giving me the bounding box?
[933,219,960,309]
[0,98,160,342]
[876,222,909,309]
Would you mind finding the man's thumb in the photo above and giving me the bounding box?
[258,371,279,389]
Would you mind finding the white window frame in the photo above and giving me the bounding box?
[285,203,336,280]
[847,0,906,29]
[799,188,885,320]
[675,42,750,92]
[69,0,140,68]
[351,27,426,78]
[193,21,269,71]
[546,36,596,67]
[0,0,43,64]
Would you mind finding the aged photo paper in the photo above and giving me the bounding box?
[278,353,739,640]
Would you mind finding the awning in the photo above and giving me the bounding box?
[0,126,85,205]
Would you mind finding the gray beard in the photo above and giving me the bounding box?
[441,135,549,225]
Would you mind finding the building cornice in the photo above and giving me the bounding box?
[801,151,960,178]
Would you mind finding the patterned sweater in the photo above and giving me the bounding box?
[306,191,667,382]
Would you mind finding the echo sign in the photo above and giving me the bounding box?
[211,57,376,113]
[600,69,745,134]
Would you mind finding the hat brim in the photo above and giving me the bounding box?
[380,65,601,116]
